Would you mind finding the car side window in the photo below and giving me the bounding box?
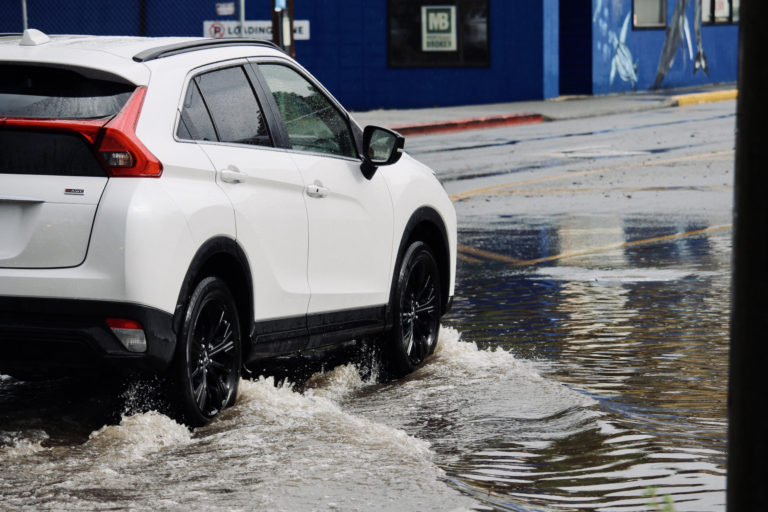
[188,66,271,147]
[258,64,356,158]
[177,81,217,141]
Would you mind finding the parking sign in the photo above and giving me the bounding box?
[421,5,457,52]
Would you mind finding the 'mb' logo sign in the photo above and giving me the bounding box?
[421,5,457,52]
[428,9,452,32]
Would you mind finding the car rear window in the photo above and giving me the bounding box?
[0,64,134,119]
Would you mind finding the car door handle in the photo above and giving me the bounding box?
[306,182,329,198]
[220,167,245,184]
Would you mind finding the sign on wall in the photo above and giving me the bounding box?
[388,0,489,68]
[215,2,235,16]
[421,5,457,52]
[203,20,310,40]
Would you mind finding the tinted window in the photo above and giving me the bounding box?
[0,65,134,119]
[177,82,217,141]
[0,129,105,177]
[194,66,271,147]
[258,64,356,158]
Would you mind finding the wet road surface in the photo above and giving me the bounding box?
[0,102,734,511]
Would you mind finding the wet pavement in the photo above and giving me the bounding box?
[0,101,735,511]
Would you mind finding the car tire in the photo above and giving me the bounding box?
[172,276,242,427]
[385,241,442,376]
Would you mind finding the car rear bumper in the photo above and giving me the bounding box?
[0,296,176,378]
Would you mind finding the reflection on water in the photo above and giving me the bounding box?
[0,214,729,511]
[446,214,730,510]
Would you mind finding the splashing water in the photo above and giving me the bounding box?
[0,326,656,511]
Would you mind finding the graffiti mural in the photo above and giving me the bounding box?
[595,0,640,90]
[610,13,638,89]
[592,0,734,94]
[653,0,709,88]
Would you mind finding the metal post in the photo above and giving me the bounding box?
[21,0,28,31]
[239,0,246,38]
[138,0,147,36]
[271,0,281,48]
[287,0,295,58]
[728,0,768,509]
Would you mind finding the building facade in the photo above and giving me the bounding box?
[1,0,738,111]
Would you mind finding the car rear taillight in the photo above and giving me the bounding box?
[106,318,148,353]
[97,86,163,178]
[1,85,162,178]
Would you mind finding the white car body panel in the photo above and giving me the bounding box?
[381,154,457,298]
[291,152,394,313]
[0,36,153,85]
[0,175,107,268]
[202,143,312,321]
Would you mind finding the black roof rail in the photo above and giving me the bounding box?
[0,33,22,37]
[133,38,286,62]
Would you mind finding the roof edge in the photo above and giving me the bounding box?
[133,38,286,62]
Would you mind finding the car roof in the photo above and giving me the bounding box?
[0,30,286,85]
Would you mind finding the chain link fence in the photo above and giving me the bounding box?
[0,1,276,38]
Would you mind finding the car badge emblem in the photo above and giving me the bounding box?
[64,188,84,196]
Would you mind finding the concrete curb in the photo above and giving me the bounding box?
[382,88,737,137]
[390,112,543,137]
[670,89,738,107]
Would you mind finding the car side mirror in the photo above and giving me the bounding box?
[360,126,405,180]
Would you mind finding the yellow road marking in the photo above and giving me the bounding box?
[449,149,734,201]
[458,243,524,264]
[450,149,734,266]
[515,224,732,266]
[457,225,732,266]
[492,185,732,196]
[457,253,483,263]
[673,90,738,106]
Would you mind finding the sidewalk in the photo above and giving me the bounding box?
[351,83,738,136]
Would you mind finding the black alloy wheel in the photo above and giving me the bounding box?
[174,277,241,427]
[387,241,442,376]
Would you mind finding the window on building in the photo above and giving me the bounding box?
[633,0,666,28]
[388,0,490,68]
[702,0,739,24]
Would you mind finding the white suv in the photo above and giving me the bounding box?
[0,30,456,425]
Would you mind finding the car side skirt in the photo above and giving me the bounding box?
[246,305,387,362]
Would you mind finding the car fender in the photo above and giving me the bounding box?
[381,154,457,313]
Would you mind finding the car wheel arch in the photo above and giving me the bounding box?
[173,237,254,353]
[387,207,451,327]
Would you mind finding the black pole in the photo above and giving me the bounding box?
[287,0,295,58]
[138,0,147,36]
[271,1,281,48]
[728,0,768,509]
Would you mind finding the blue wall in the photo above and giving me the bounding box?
[292,1,552,110]
[592,0,738,94]
[0,1,554,111]
[1,1,736,110]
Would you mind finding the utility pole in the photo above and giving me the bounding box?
[728,0,768,509]
[21,0,28,30]
[271,0,295,58]
[239,0,246,38]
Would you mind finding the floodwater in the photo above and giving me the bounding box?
[0,218,730,511]
[1,105,733,511]
[445,217,730,511]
